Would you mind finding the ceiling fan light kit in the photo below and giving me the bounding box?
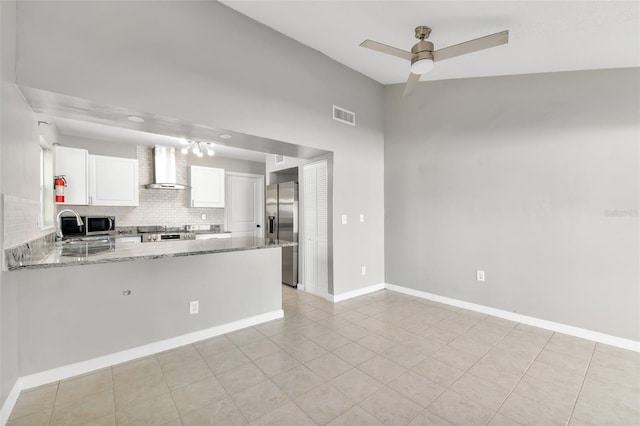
[360,25,509,97]
[410,57,434,74]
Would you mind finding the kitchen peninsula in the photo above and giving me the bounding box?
[5,235,292,380]
[7,236,294,270]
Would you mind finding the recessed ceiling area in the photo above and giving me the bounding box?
[222,1,640,85]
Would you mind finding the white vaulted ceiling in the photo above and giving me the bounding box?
[221,1,640,84]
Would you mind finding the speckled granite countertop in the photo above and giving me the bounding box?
[7,236,295,271]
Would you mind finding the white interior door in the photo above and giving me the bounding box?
[303,160,328,297]
[225,172,264,237]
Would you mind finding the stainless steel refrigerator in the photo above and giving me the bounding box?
[266,182,298,287]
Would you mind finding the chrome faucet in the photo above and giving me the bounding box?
[56,209,84,239]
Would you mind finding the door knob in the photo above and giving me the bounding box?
[256,224,261,228]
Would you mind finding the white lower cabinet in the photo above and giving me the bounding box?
[89,155,139,206]
[189,166,225,208]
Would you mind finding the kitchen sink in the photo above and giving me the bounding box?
[56,237,115,257]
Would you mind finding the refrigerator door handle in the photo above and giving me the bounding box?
[268,216,275,234]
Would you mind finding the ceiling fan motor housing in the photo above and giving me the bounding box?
[414,26,432,40]
[411,40,434,65]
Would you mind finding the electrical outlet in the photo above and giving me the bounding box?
[361,266,367,276]
[360,214,364,223]
[201,213,206,220]
[342,214,347,225]
[189,300,199,315]
[476,270,485,282]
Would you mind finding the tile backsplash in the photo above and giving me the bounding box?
[56,146,224,228]
[3,194,54,249]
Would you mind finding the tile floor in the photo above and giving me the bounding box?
[7,286,640,425]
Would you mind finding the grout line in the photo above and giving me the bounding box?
[110,367,116,425]
[426,324,521,424]
[484,332,554,425]
[567,342,597,425]
[46,381,60,426]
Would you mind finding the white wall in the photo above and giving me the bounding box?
[15,1,386,296]
[16,247,282,375]
[1,0,32,408]
[384,69,640,341]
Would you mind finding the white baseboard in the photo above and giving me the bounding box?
[0,379,21,426]
[330,283,386,303]
[385,283,640,353]
[19,309,284,391]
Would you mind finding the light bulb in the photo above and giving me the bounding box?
[207,148,214,156]
[410,58,434,75]
[197,151,204,158]
[181,146,189,154]
[192,145,201,155]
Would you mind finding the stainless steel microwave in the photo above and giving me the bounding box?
[60,216,115,237]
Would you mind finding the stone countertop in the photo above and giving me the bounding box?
[7,237,295,271]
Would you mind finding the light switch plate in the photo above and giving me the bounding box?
[360,214,364,223]
[476,271,485,282]
[189,300,199,315]
[341,215,347,225]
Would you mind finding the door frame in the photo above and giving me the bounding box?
[224,171,265,237]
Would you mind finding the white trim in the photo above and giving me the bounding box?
[385,283,640,353]
[0,379,21,426]
[19,309,283,391]
[329,283,386,303]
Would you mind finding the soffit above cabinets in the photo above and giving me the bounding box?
[55,118,268,163]
[221,1,640,85]
[20,86,331,162]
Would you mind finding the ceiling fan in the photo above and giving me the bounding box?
[360,26,509,97]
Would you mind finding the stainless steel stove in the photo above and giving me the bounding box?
[135,226,195,243]
[141,232,195,243]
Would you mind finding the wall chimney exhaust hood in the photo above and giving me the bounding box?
[145,145,190,189]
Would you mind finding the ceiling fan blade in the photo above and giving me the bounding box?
[402,72,421,97]
[433,30,508,62]
[360,40,413,61]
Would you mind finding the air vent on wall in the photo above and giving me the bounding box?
[332,105,356,126]
[275,155,285,164]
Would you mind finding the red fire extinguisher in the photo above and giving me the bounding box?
[54,176,67,203]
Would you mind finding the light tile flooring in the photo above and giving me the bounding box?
[8,286,640,425]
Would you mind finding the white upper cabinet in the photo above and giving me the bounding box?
[54,146,89,205]
[189,166,225,208]
[89,155,139,206]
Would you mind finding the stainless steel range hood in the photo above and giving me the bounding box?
[144,145,190,189]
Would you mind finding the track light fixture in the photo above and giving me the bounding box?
[180,140,215,157]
